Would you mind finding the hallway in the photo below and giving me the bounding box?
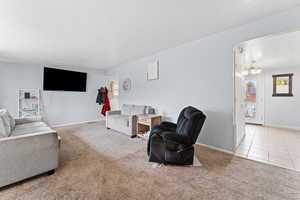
[235,125,300,171]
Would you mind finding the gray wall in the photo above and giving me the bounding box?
[106,7,300,152]
[264,67,300,130]
[0,63,107,126]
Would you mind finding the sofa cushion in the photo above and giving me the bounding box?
[0,110,12,137]
[121,104,146,116]
[11,126,53,137]
[14,122,48,130]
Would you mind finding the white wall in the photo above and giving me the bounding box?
[264,67,300,130]
[0,63,108,126]
[106,7,300,152]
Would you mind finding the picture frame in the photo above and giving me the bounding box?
[272,73,293,97]
[147,61,159,80]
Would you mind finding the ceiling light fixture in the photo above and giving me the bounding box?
[243,60,262,76]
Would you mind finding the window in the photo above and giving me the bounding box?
[110,81,119,97]
[245,80,257,118]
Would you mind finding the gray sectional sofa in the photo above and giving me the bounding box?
[0,109,59,188]
[106,104,147,137]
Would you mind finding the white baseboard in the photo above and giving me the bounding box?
[264,123,300,131]
[52,119,105,128]
[196,142,234,155]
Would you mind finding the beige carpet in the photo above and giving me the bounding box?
[1,122,300,200]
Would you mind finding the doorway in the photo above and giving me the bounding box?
[233,30,300,171]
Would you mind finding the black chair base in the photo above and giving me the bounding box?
[149,134,195,165]
[165,148,194,165]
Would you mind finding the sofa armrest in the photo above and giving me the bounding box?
[107,110,121,115]
[15,116,43,125]
[106,110,121,128]
[0,130,59,187]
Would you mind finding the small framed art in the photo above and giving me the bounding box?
[147,61,159,80]
[272,73,293,97]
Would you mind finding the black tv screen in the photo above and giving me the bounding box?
[43,67,87,92]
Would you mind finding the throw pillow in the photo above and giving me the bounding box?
[0,112,11,138]
[0,109,16,132]
[6,110,16,130]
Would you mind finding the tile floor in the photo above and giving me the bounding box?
[235,124,300,171]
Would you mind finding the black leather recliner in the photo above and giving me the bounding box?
[147,106,206,165]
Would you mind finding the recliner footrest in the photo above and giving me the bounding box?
[165,147,194,165]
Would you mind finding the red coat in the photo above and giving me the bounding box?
[101,87,111,116]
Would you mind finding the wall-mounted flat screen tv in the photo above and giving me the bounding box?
[43,67,87,92]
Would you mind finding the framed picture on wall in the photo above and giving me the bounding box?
[147,61,159,80]
[272,73,293,97]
